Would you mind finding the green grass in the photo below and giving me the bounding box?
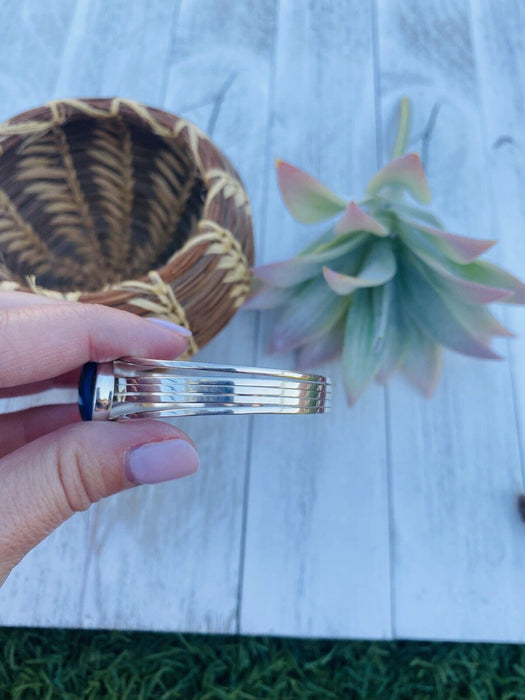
[1,629,525,699]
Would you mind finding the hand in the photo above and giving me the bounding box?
[0,292,200,587]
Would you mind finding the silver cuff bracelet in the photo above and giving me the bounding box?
[78,357,332,421]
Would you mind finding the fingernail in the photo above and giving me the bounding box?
[147,317,192,337]
[125,439,200,484]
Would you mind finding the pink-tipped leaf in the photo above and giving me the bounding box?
[366,153,431,204]
[406,250,514,340]
[296,319,345,370]
[342,288,386,405]
[323,240,396,295]
[276,159,347,223]
[425,264,513,305]
[243,280,295,310]
[461,259,525,305]
[462,305,514,339]
[399,219,494,264]
[254,257,322,288]
[269,277,348,354]
[401,258,501,359]
[400,226,525,303]
[335,201,387,236]
[432,277,515,340]
[374,285,407,384]
[375,321,407,385]
[254,232,368,288]
[400,323,443,397]
[413,222,495,263]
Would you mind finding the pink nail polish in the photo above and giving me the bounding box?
[148,317,192,337]
[125,439,199,484]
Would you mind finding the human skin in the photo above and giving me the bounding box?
[0,292,199,587]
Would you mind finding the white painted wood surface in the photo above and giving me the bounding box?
[240,1,391,639]
[375,0,525,643]
[1,0,525,641]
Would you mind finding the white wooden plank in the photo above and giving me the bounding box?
[0,0,90,627]
[0,0,76,121]
[52,0,178,104]
[376,0,525,641]
[2,0,523,643]
[240,0,392,639]
[79,0,277,632]
[0,0,185,628]
[470,1,525,479]
[0,387,98,629]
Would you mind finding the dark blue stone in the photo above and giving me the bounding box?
[78,362,97,421]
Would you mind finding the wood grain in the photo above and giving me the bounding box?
[376,0,525,642]
[52,0,179,104]
[0,0,94,627]
[239,0,392,639]
[470,0,525,474]
[0,1,76,121]
[78,0,277,632]
[1,0,525,642]
[0,0,183,628]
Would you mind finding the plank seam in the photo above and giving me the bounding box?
[77,506,101,626]
[236,0,281,635]
[51,0,101,625]
[235,318,259,634]
[371,0,384,170]
[76,0,183,623]
[384,386,396,639]
[468,0,525,493]
[372,0,395,640]
[158,0,183,107]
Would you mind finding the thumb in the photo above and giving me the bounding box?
[0,421,199,585]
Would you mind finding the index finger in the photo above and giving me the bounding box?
[0,290,65,309]
[0,302,191,389]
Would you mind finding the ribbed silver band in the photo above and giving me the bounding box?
[89,357,332,420]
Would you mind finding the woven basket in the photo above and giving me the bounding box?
[0,98,254,357]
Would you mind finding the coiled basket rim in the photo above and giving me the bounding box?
[0,97,255,357]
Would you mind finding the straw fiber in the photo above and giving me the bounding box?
[0,98,254,356]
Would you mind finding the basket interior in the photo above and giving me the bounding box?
[0,116,207,292]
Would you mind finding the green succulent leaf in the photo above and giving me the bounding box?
[399,224,525,303]
[335,201,388,236]
[376,322,406,384]
[254,232,368,288]
[366,153,431,204]
[391,201,443,228]
[410,222,495,263]
[308,230,368,256]
[457,259,525,305]
[323,240,397,295]
[400,323,443,396]
[405,250,513,340]
[296,318,345,369]
[400,256,501,359]
[276,159,347,223]
[373,279,410,384]
[432,277,514,341]
[392,96,411,158]
[460,304,513,341]
[270,277,349,354]
[244,279,296,310]
[423,260,512,305]
[250,97,525,405]
[399,219,494,264]
[371,279,393,351]
[342,288,385,405]
[298,228,337,255]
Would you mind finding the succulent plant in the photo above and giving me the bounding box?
[245,98,525,404]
